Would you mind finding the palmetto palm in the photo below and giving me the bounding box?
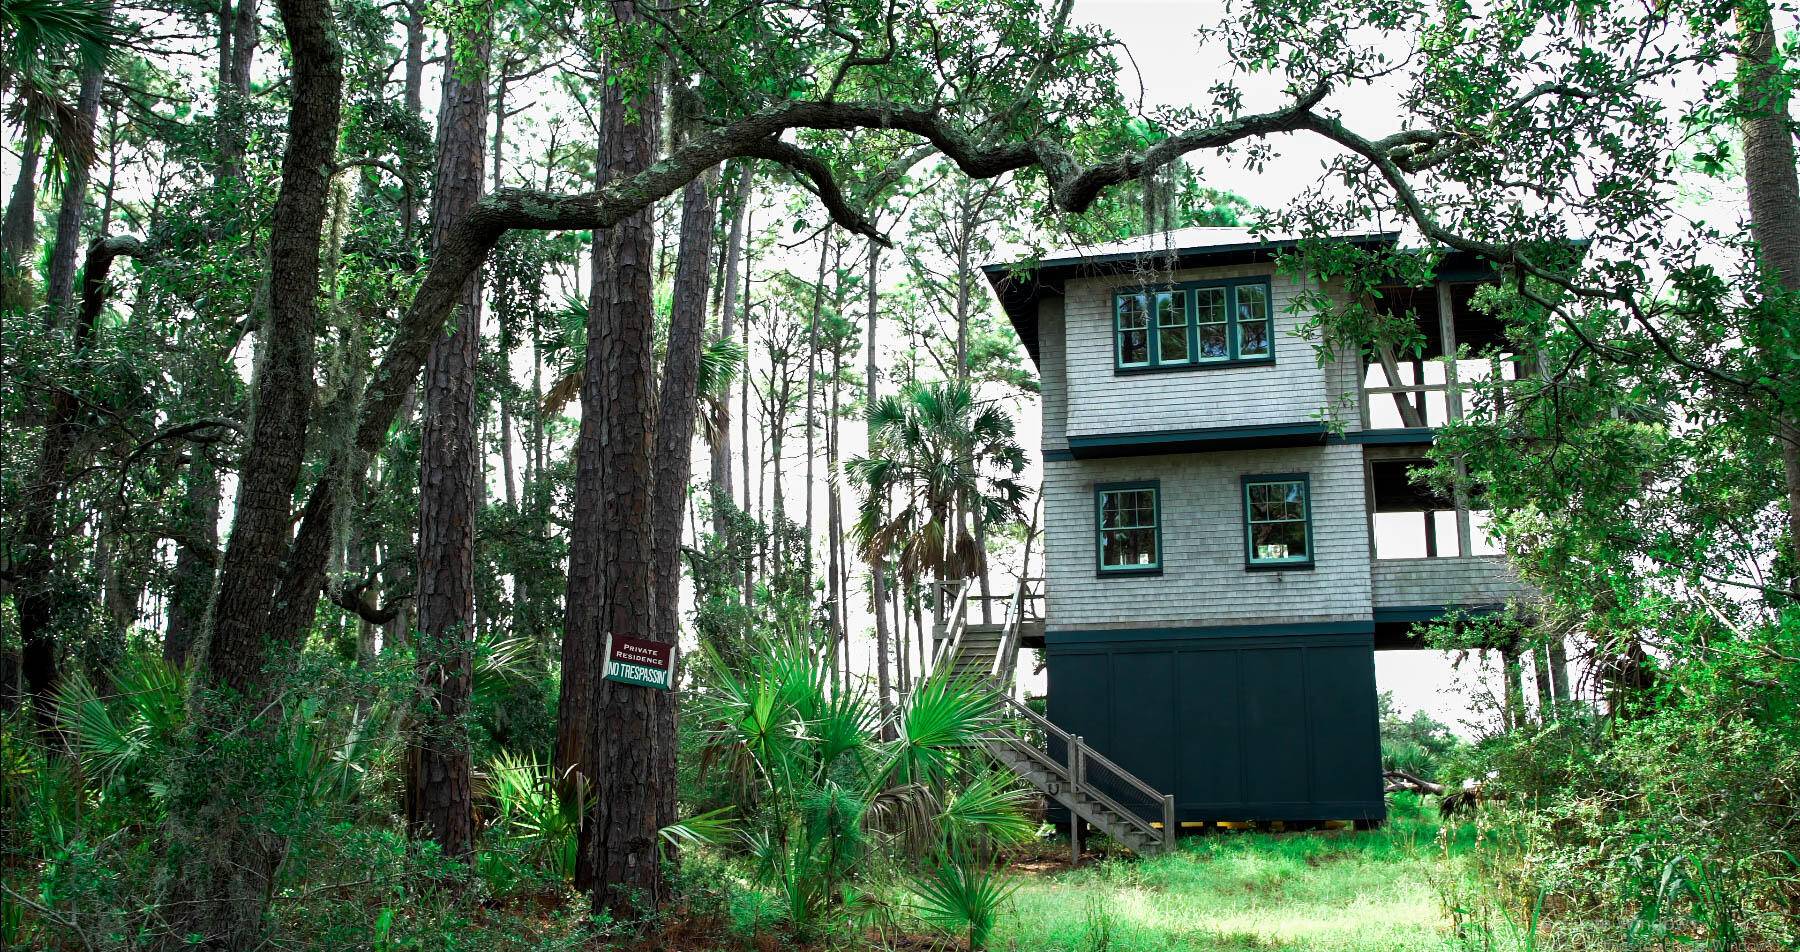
[2,0,119,170]
[847,380,1029,584]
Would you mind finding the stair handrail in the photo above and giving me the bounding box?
[985,692,1171,847]
[986,582,1028,692]
[925,578,971,683]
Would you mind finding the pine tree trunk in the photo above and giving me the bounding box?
[804,236,828,582]
[647,171,718,875]
[740,232,755,602]
[406,15,490,859]
[562,5,669,912]
[1736,0,1800,588]
[709,165,750,534]
[866,241,895,739]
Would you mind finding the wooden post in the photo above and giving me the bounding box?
[1162,794,1176,853]
[1070,815,1082,866]
[1069,735,1083,795]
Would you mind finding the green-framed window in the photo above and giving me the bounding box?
[1095,481,1162,575]
[1112,277,1273,372]
[1242,474,1314,569]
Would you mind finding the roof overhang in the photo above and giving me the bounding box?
[985,232,1402,368]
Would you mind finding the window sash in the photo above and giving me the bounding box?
[1097,486,1160,571]
[1114,279,1274,370]
[1243,478,1311,565]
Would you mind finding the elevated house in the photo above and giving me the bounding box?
[977,226,1530,829]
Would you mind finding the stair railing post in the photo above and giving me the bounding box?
[1162,795,1176,853]
[1069,735,1083,796]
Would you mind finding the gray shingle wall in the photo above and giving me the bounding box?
[1370,557,1528,608]
[1058,263,1360,439]
[1043,444,1374,631]
[1039,299,1068,453]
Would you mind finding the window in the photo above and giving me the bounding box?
[1112,277,1274,371]
[1115,293,1150,367]
[1242,475,1313,569]
[1096,482,1161,574]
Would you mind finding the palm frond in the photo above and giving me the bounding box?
[910,851,1019,950]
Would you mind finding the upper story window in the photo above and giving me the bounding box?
[1242,474,1314,570]
[1113,277,1274,373]
[1095,481,1161,575]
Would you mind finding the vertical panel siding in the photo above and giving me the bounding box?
[1046,633,1385,821]
[1043,444,1374,631]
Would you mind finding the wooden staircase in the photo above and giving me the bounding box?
[922,578,1177,860]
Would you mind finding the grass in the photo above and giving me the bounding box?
[993,811,1484,952]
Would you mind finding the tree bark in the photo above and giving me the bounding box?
[644,171,718,877]
[1736,0,1800,588]
[157,0,341,938]
[406,13,490,859]
[652,173,718,642]
[44,56,105,326]
[709,164,750,535]
[866,241,895,738]
[15,238,141,725]
[804,235,829,584]
[563,6,669,914]
[2,130,41,305]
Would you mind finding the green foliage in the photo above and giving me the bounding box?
[1379,692,1465,782]
[848,379,1030,584]
[910,850,1020,950]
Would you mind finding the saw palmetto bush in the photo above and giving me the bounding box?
[692,626,1036,945]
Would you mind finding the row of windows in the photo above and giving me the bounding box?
[1095,475,1314,575]
[1114,277,1274,371]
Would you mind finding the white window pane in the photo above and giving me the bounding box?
[1432,510,1462,557]
[1374,512,1429,559]
[1468,510,1504,556]
[1424,390,1449,426]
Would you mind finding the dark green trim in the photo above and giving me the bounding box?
[1043,448,1075,461]
[1372,603,1507,624]
[1242,473,1315,570]
[1045,621,1374,647]
[1342,427,1437,445]
[1069,422,1328,458]
[1094,480,1163,576]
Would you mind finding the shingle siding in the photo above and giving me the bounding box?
[1371,558,1529,609]
[1044,445,1373,631]
[1038,299,1068,453]
[1059,264,1362,440]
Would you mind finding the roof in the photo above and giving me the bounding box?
[984,228,1402,366]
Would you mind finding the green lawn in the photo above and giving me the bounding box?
[994,814,1481,952]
